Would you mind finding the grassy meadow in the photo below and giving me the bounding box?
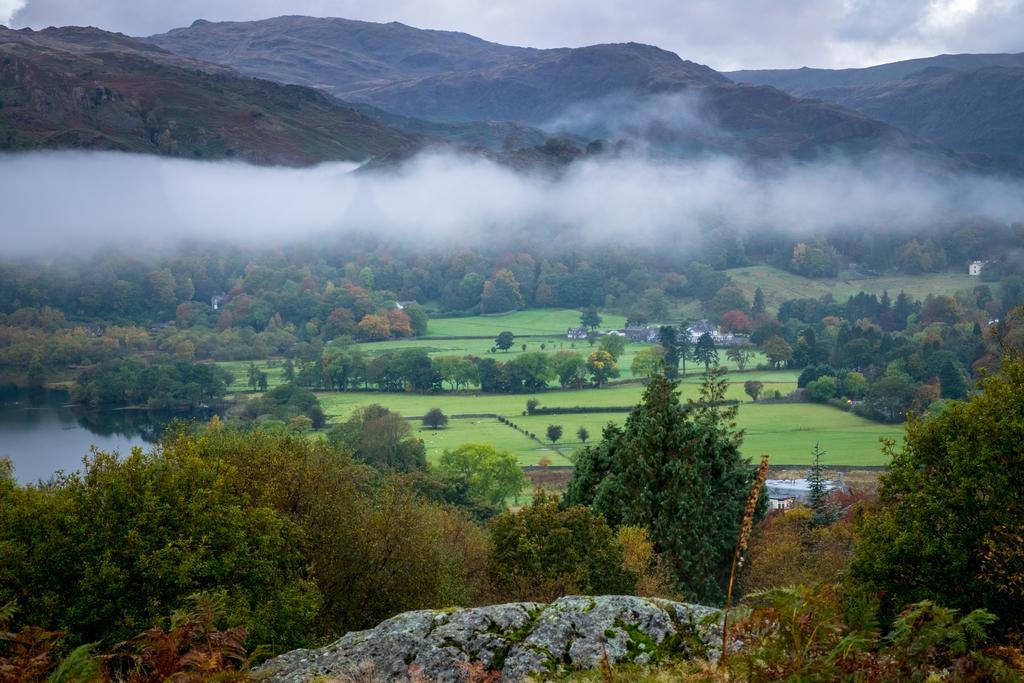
[726,266,976,312]
[423,308,628,337]
[219,304,911,468]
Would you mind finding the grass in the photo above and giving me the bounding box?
[726,266,976,312]
[414,418,572,466]
[315,371,799,420]
[217,360,287,393]
[348,336,771,382]
[424,308,628,337]
[314,368,898,466]
[513,402,900,466]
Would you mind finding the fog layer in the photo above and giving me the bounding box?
[1,149,1022,257]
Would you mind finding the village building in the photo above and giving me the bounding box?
[566,327,588,340]
[969,260,988,277]
[765,475,848,511]
[624,325,660,343]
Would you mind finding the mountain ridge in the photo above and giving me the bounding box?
[729,53,1024,164]
[144,16,962,166]
[0,24,420,165]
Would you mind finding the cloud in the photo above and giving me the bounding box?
[0,0,25,25]
[6,0,1024,70]
[1,149,1022,259]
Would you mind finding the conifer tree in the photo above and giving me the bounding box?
[565,369,763,603]
[752,287,766,317]
[807,442,839,527]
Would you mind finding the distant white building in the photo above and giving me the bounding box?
[969,260,988,277]
[765,476,847,511]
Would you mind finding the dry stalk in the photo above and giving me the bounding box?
[720,454,769,669]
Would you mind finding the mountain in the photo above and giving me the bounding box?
[728,52,1024,92]
[729,54,1024,164]
[0,25,419,165]
[146,17,726,124]
[145,16,948,164]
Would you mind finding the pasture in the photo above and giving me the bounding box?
[726,266,976,312]
[511,402,900,467]
[217,300,911,468]
[219,359,287,393]
[424,308,628,337]
[314,370,800,420]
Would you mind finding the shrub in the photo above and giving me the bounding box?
[487,492,636,602]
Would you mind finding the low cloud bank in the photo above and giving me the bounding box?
[1,149,1022,258]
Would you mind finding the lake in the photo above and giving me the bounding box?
[0,388,213,484]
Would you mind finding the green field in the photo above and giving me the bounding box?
[726,266,976,312]
[218,360,287,393]
[414,418,572,466]
[217,297,916,467]
[315,366,897,466]
[353,336,768,382]
[424,308,628,337]
[315,370,799,419]
[512,402,900,467]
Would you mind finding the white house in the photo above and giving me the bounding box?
[765,475,847,510]
[969,260,988,277]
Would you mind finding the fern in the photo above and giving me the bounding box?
[0,600,18,630]
[47,643,99,683]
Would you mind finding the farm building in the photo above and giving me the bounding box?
[566,327,588,340]
[968,260,988,277]
[683,320,716,342]
[625,326,660,343]
[765,475,847,510]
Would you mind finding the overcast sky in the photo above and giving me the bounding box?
[1,0,1022,70]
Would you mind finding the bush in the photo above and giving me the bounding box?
[422,407,449,429]
[487,492,636,602]
[854,358,1024,626]
[0,423,490,648]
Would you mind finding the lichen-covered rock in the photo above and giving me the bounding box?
[253,596,722,682]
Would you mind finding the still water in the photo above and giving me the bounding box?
[0,388,212,484]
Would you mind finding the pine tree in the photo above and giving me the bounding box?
[659,325,680,379]
[807,442,839,526]
[564,370,763,603]
[752,287,766,317]
[693,332,719,372]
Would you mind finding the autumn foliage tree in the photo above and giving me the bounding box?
[719,309,753,334]
[356,313,391,341]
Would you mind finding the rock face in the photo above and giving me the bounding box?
[254,595,721,682]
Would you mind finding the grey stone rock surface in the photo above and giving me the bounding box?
[254,595,722,682]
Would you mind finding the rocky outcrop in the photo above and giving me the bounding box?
[254,595,722,682]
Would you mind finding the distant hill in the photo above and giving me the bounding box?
[729,54,1024,164]
[0,25,419,165]
[145,16,955,164]
[729,52,1024,91]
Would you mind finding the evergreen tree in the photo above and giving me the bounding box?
[564,370,763,603]
[676,322,692,377]
[659,325,680,379]
[752,287,766,317]
[892,291,915,330]
[807,442,839,527]
[693,332,719,372]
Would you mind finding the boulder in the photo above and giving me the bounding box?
[254,595,722,682]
